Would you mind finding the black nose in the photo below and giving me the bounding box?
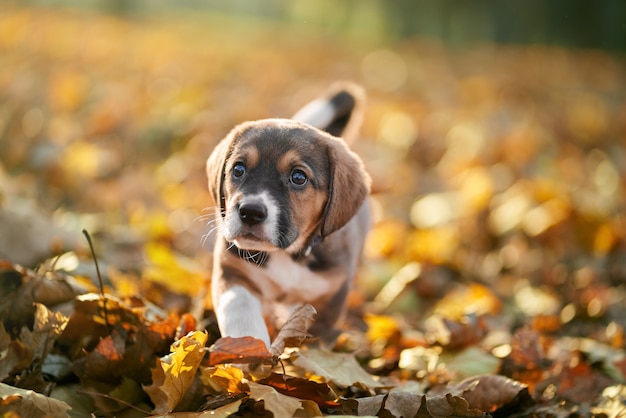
[238,202,267,225]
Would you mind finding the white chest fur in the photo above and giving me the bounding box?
[244,251,341,326]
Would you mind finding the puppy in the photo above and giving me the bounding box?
[206,84,370,347]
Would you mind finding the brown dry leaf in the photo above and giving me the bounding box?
[0,303,68,388]
[144,331,208,414]
[340,394,385,416]
[433,374,532,413]
[248,381,303,418]
[207,336,275,366]
[0,323,29,381]
[425,314,487,349]
[258,372,340,410]
[500,327,549,391]
[0,382,71,417]
[292,348,383,389]
[384,391,423,417]
[554,354,615,404]
[420,394,489,418]
[269,304,317,357]
[341,392,489,417]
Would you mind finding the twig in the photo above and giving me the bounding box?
[82,229,110,332]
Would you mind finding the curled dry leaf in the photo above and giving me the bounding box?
[269,304,317,357]
[430,374,531,413]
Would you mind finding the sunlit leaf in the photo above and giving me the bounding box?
[143,242,207,296]
[144,331,208,414]
[200,365,244,394]
[432,283,501,320]
[292,348,383,388]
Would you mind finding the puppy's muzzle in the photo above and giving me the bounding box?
[238,202,267,226]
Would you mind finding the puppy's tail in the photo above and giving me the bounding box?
[292,82,365,143]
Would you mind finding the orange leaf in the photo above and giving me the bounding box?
[208,336,275,366]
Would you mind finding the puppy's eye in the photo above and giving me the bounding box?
[290,169,308,186]
[232,162,246,179]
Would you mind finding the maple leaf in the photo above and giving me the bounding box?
[143,331,208,414]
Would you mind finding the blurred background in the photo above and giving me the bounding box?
[1,0,626,326]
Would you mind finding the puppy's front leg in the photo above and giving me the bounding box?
[213,281,271,347]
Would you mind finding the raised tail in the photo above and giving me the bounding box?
[292,82,365,143]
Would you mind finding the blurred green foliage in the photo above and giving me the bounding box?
[23,0,626,51]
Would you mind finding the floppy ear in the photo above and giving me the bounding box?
[320,138,371,237]
[206,131,237,215]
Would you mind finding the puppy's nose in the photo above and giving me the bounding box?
[238,202,267,225]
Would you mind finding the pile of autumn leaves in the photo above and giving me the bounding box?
[1,259,533,417]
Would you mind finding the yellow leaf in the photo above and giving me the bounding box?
[200,365,244,394]
[143,331,208,414]
[365,314,401,342]
[432,283,501,320]
[143,242,207,295]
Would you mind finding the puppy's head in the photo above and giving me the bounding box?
[206,119,369,254]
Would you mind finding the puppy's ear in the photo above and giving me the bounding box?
[320,138,371,237]
[206,131,237,214]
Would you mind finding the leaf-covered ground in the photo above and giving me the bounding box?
[1,5,626,417]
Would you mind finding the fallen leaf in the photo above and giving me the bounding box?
[248,381,303,418]
[258,372,340,409]
[384,391,422,417]
[269,304,317,357]
[341,392,489,418]
[207,336,275,366]
[0,382,71,417]
[292,348,383,388]
[421,393,489,418]
[200,365,244,394]
[442,347,500,379]
[144,331,208,414]
[430,374,531,413]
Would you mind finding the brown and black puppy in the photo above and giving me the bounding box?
[206,84,370,347]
